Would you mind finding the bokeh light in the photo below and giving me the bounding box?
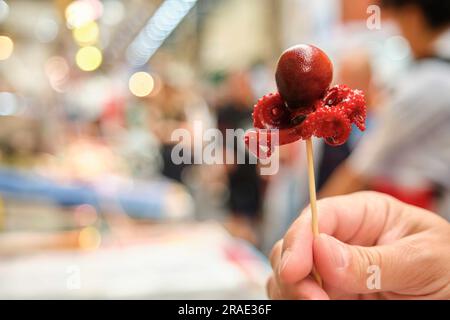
[35,17,59,43]
[128,72,155,97]
[74,204,98,227]
[0,0,9,23]
[0,35,13,60]
[78,226,101,250]
[0,92,18,116]
[44,56,70,92]
[73,21,99,46]
[101,0,124,26]
[75,46,102,71]
[65,0,98,29]
[45,56,69,82]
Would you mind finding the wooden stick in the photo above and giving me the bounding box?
[305,138,323,287]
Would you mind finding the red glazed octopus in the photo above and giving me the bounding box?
[245,44,367,158]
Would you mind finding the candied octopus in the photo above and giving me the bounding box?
[245,45,367,158]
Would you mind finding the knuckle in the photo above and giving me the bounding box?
[278,257,295,284]
[352,247,383,284]
[401,237,445,287]
[266,276,275,299]
[278,284,293,300]
[283,214,310,248]
[269,240,282,267]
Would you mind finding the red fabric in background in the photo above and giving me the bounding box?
[371,179,436,211]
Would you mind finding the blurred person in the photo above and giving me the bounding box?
[317,49,377,190]
[216,71,263,244]
[320,0,450,220]
[147,81,213,183]
[267,192,450,300]
[147,83,189,182]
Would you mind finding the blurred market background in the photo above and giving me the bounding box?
[0,0,415,299]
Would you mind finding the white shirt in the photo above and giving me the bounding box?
[348,29,450,220]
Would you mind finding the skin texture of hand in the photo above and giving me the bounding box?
[267,191,450,300]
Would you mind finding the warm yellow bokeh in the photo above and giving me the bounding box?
[73,21,99,46]
[129,72,155,97]
[65,0,95,29]
[0,35,13,60]
[78,226,101,250]
[75,46,102,71]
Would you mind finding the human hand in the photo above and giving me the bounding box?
[267,192,450,299]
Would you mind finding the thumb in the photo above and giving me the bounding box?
[314,233,414,294]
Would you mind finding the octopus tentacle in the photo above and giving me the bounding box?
[245,85,367,158]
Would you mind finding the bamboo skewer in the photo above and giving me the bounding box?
[305,138,323,287]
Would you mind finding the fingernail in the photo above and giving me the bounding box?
[279,250,291,274]
[320,234,349,269]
